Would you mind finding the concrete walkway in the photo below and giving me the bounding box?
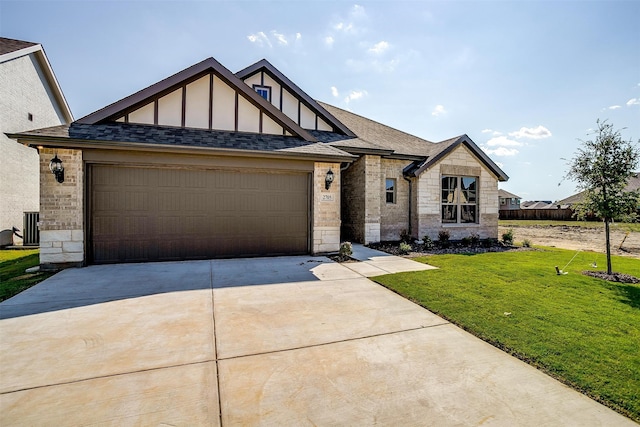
[0,250,636,426]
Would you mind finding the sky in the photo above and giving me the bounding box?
[2,0,639,201]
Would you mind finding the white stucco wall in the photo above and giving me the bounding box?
[0,53,67,245]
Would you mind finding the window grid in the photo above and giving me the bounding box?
[441,176,478,224]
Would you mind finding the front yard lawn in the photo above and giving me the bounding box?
[373,248,640,422]
[0,250,53,302]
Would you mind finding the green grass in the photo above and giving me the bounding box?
[373,248,640,422]
[499,219,640,232]
[0,250,53,302]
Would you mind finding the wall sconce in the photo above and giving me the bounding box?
[325,169,334,190]
[49,154,64,183]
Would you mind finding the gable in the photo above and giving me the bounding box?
[236,60,355,137]
[78,58,316,142]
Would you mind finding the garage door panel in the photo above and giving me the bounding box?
[91,165,309,263]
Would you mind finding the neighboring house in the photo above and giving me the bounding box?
[554,173,640,210]
[0,37,73,246]
[498,189,521,210]
[8,57,507,269]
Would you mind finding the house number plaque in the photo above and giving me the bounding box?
[321,194,335,202]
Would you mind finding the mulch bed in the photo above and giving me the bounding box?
[582,271,640,284]
[368,241,532,257]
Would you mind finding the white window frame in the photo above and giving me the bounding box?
[253,85,271,102]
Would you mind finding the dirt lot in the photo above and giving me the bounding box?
[499,225,640,259]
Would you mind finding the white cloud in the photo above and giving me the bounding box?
[331,86,339,97]
[482,146,519,156]
[486,136,523,147]
[508,125,552,140]
[431,105,446,117]
[493,131,503,136]
[608,105,622,110]
[247,31,272,48]
[481,129,492,134]
[324,36,334,47]
[369,41,390,55]
[496,161,504,169]
[295,33,301,40]
[627,98,640,106]
[271,31,288,45]
[344,89,368,104]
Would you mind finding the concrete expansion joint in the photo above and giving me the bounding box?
[217,322,451,362]
[0,359,215,395]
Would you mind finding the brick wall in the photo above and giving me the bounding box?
[312,161,341,253]
[38,148,84,267]
[417,144,499,240]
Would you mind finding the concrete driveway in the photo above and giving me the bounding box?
[0,249,635,426]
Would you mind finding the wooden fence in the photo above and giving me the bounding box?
[499,208,575,221]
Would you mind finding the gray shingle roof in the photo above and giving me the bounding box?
[0,37,38,56]
[499,189,521,199]
[10,123,355,160]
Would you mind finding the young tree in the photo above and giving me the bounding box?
[565,120,639,274]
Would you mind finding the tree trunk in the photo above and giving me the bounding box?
[605,218,612,274]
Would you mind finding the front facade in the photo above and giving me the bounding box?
[0,37,73,246]
[10,57,507,269]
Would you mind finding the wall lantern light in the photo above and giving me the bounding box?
[325,169,334,190]
[49,154,64,183]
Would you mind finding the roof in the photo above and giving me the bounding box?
[0,37,37,56]
[236,59,356,137]
[8,123,355,162]
[521,201,553,209]
[320,103,509,181]
[76,57,315,142]
[555,173,640,207]
[499,189,521,199]
[0,37,73,123]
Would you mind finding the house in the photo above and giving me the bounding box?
[0,37,73,246]
[498,189,521,210]
[554,173,640,210]
[8,57,507,269]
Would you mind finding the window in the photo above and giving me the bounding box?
[441,176,478,224]
[385,178,396,204]
[253,85,271,102]
[500,198,506,205]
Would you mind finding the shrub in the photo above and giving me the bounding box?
[422,235,434,249]
[522,239,532,248]
[399,242,412,254]
[438,230,451,248]
[470,233,480,245]
[502,229,515,245]
[400,229,412,243]
[461,236,472,246]
[339,241,353,257]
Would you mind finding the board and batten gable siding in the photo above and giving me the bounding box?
[417,144,499,240]
[115,74,285,135]
[241,71,333,132]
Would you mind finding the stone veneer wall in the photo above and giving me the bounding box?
[380,159,411,241]
[341,155,382,244]
[340,156,365,242]
[313,162,341,253]
[417,144,499,240]
[38,147,84,268]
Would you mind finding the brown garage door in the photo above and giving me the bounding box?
[90,165,309,263]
